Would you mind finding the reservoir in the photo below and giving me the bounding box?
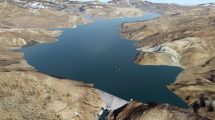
[21,13,187,108]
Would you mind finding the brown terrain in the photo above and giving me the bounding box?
[1,0,215,119]
[108,1,215,120]
[107,101,211,120]
[0,2,106,119]
[0,2,87,28]
[83,5,143,19]
[0,0,146,119]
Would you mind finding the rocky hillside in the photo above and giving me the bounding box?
[0,7,104,119]
[107,101,212,120]
[115,2,215,120]
[0,0,146,119]
[109,0,189,15]
[0,2,87,28]
[0,0,67,9]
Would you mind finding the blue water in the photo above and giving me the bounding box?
[21,13,187,108]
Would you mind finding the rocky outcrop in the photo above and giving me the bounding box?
[169,57,215,119]
[117,2,215,120]
[107,101,212,120]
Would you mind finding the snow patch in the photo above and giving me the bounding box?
[25,2,48,9]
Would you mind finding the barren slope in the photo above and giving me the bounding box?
[112,2,215,120]
[0,2,106,120]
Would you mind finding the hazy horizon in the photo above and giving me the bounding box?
[148,0,215,5]
[72,0,215,5]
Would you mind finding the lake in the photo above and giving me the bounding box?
[21,13,187,108]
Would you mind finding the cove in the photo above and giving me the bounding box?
[21,13,188,108]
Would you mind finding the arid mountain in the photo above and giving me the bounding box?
[111,1,215,119]
[0,1,144,119]
[2,0,215,119]
[107,101,212,120]
[109,0,189,15]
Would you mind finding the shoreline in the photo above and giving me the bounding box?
[21,12,190,108]
[1,0,215,119]
[0,1,146,119]
[117,2,215,118]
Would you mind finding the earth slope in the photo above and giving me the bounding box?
[108,1,215,120]
[0,1,145,119]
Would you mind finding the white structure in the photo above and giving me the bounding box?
[96,89,128,111]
